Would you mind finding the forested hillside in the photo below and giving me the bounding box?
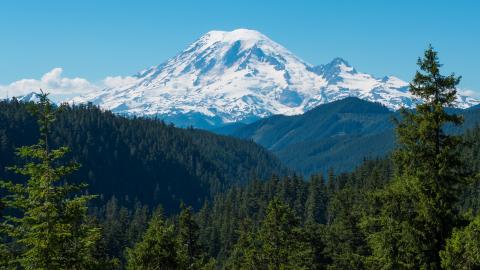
[193,123,480,268]
[79,124,480,269]
[230,97,480,176]
[0,100,287,212]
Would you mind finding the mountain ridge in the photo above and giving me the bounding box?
[228,97,480,176]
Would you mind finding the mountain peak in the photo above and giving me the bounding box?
[325,57,356,73]
[192,29,273,51]
[204,29,266,41]
[329,57,351,67]
[311,57,357,83]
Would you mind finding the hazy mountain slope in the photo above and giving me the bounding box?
[230,97,480,176]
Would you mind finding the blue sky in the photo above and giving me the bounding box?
[1,0,479,97]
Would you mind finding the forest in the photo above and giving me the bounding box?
[1,48,480,270]
[0,100,287,213]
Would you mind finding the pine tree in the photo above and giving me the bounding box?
[127,201,149,245]
[0,91,100,269]
[304,222,329,270]
[323,187,368,270]
[364,46,468,269]
[440,214,480,269]
[305,174,327,224]
[257,198,313,270]
[225,219,260,270]
[125,208,179,270]
[177,204,206,270]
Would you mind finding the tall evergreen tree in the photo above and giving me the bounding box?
[364,46,468,269]
[257,198,312,270]
[0,92,100,270]
[305,174,327,224]
[225,219,261,270]
[177,204,206,270]
[125,208,179,270]
[324,187,368,270]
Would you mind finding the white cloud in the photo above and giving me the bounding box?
[0,68,141,102]
[0,68,100,102]
[458,88,480,99]
[102,75,137,88]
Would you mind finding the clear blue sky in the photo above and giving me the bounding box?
[1,0,479,94]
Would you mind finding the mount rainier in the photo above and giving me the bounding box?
[71,29,478,129]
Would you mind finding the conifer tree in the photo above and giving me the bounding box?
[0,91,100,269]
[440,214,480,269]
[305,174,327,224]
[257,198,312,270]
[178,204,214,270]
[324,187,368,270]
[125,207,179,270]
[225,219,261,270]
[364,46,467,269]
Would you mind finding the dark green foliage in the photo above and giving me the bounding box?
[324,187,369,270]
[194,123,480,269]
[440,214,480,269]
[226,199,313,270]
[177,205,203,269]
[363,46,471,269]
[125,209,179,270]
[0,92,100,270]
[459,125,480,214]
[256,198,313,269]
[176,204,214,269]
[305,174,327,224]
[2,120,479,269]
[0,100,287,213]
[191,157,393,268]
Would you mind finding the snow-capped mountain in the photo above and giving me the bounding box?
[71,29,478,128]
[4,92,41,103]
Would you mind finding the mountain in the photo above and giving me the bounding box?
[229,97,480,176]
[71,29,478,129]
[17,92,40,102]
[0,100,287,212]
[3,92,40,103]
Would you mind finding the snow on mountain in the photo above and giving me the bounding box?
[4,92,41,103]
[71,29,479,128]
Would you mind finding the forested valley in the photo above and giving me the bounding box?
[1,47,480,269]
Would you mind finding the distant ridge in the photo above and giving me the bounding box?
[229,97,480,176]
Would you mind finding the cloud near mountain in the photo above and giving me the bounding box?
[0,68,96,101]
[0,68,137,102]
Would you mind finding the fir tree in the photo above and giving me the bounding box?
[0,91,100,269]
[440,214,480,269]
[257,198,312,270]
[305,174,327,224]
[364,46,468,269]
[177,204,205,270]
[324,187,368,270]
[125,208,179,270]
